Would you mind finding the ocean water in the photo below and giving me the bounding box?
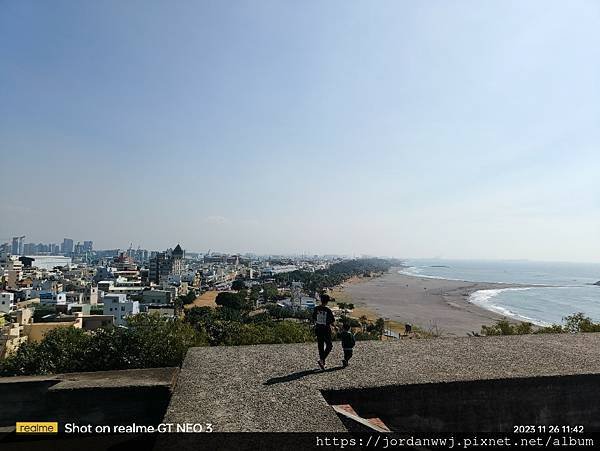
[400,259,600,326]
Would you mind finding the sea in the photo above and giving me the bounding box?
[399,259,600,326]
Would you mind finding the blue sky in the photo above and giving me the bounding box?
[1,1,599,261]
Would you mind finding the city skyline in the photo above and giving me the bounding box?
[2,1,599,262]
[4,233,600,265]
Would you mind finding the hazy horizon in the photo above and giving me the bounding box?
[2,1,599,263]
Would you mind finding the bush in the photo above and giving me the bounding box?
[481,319,534,336]
[215,292,252,311]
[481,313,600,336]
[563,313,600,333]
[0,313,205,377]
[196,319,314,346]
[535,324,564,334]
[264,303,311,320]
[231,280,246,291]
[354,331,379,341]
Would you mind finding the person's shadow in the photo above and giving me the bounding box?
[263,366,344,386]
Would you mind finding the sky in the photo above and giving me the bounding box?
[1,1,599,261]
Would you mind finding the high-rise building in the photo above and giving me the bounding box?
[83,241,93,252]
[11,238,19,255]
[171,244,184,275]
[62,238,74,255]
[148,244,185,284]
[11,236,24,255]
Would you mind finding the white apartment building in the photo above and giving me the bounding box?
[0,292,15,314]
[39,291,67,306]
[103,294,140,326]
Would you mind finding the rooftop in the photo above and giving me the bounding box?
[164,334,600,432]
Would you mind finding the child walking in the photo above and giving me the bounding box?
[339,323,356,368]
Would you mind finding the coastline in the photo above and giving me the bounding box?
[342,268,531,337]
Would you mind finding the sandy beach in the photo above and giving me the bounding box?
[344,268,527,337]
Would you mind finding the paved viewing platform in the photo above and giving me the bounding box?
[164,334,600,432]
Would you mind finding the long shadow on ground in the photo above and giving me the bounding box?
[263,366,344,386]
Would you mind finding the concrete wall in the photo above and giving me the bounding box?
[24,322,76,343]
[323,374,600,432]
[0,368,178,429]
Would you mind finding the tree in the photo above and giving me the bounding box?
[0,314,206,377]
[185,306,216,327]
[373,318,385,337]
[215,292,252,311]
[125,313,205,367]
[231,280,246,291]
[219,306,245,322]
[249,285,261,307]
[563,313,600,333]
[261,283,279,301]
[359,315,369,332]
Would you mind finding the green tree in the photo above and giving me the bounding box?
[261,283,279,301]
[218,306,245,322]
[249,285,261,303]
[0,341,44,376]
[231,280,246,291]
[185,306,217,327]
[215,292,252,311]
[125,313,205,367]
[0,314,206,377]
[373,318,385,337]
[563,313,600,333]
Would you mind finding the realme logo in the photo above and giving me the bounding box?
[15,422,58,433]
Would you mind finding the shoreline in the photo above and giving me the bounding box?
[342,268,533,337]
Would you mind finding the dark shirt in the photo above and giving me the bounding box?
[312,305,334,328]
[340,330,356,350]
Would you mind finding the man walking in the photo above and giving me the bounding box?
[312,293,335,370]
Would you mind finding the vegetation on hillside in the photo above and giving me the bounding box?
[274,258,399,294]
[480,313,600,336]
[0,314,202,376]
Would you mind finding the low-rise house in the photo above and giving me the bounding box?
[103,294,139,326]
[141,289,174,304]
[144,305,176,318]
[16,297,40,309]
[39,291,67,307]
[0,292,15,314]
[0,308,33,357]
[74,313,114,331]
[66,291,83,304]
[24,321,78,343]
